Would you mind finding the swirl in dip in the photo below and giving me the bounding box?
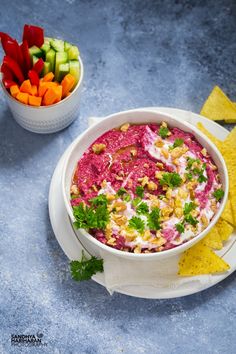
[70,122,224,253]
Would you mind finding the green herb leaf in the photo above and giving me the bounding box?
[136,185,144,198]
[187,157,200,170]
[159,126,169,139]
[136,202,149,215]
[176,223,185,234]
[73,201,110,230]
[185,173,193,180]
[89,194,107,206]
[123,194,131,202]
[213,188,224,201]
[117,187,128,196]
[132,197,142,207]
[183,202,197,215]
[173,138,184,148]
[70,251,103,282]
[160,172,182,189]
[128,216,145,233]
[184,214,199,226]
[147,207,161,230]
[198,174,207,183]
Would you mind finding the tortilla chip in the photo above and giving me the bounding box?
[200,86,236,123]
[178,242,230,276]
[216,218,234,242]
[221,199,235,226]
[224,127,236,148]
[197,122,222,149]
[202,227,223,250]
[230,195,236,227]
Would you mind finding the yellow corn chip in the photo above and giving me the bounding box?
[230,195,236,227]
[221,199,235,226]
[216,218,234,242]
[224,127,236,148]
[202,227,222,250]
[200,86,236,123]
[197,122,223,149]
[178,242,230,276]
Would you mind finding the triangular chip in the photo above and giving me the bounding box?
[202,226,222,250]
[221,199,235,226]
[178,242,230,276]
[216,218,234,242]
[200,86,236,122]
[230,195,236,228]
[224,127,236,148]
[197,122,223,149]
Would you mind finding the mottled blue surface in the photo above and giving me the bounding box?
[0,1,236,353]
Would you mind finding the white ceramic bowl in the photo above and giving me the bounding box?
[1,56,84,134]
[62,109,228,260]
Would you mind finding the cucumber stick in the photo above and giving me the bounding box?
[43,62,51,76]
[55,52,68,81]
[69,60,80,88]
[46,49,56,73]
[58,63,69,82]
[50,39,64,52]
[64,41,72,52]
[68,46,80,60]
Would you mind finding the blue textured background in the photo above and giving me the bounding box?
[1,1,236,353]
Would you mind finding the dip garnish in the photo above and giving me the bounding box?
[128,216,145,233]
[213,188,224,201]
[147,207,161,231]
[160,172,182,189]
[136,202,149,215]
[175,223,185,234]
[135,185,144,198]
[70,251,103,282]
[173,138,184,148]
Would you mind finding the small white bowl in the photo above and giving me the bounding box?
[1,56,84,134]
[62,109,228,260]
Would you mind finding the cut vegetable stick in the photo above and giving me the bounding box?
[10,85,20,98]
[20,79,32,94]
[54,85,62,103]
[16,92,29,105]
[42,72,54,82]
[31,85,38,96]
[42,87,58,105]
[61,73,75,98]
[28,95,42,106]
[38,82,48,97]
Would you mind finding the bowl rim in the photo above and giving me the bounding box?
[1,56,84,109]
[62,108,229,259]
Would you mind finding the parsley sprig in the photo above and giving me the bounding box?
[160,172,182,189]
[159,126,169,139]
[213,188,224,201]
[136,202,149,215]
[173,138,184,148]
[117,188,131,202]
[73,194,109,230]
[183,202,196,215]
[128,216,145,233]
[175,222,185,234]
[136,185,144,198]
[70,251,103,282]
[147,207,161,230]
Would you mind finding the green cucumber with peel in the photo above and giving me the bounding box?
[46,49,56,73]
[55,52,68,81]
[69,60,80,88]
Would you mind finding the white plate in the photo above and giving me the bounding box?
[48,107,236,298]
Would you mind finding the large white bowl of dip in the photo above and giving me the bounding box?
[62,109,228,260]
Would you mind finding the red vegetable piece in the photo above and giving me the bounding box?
[3,56,24,83]
[21,40,31,73]
[33,58,44,75]
[28,70,39,86]
[1,63,13,80]
[2,78,17,89]
[0,32,15,53]
[23,24,44,47]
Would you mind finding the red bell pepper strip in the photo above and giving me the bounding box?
[1,63,13,80]
[2,78,17,88]
[0,32,15,53]
[23,24,44,48]
[28,69,39,86]
[3,56,24,83]
[21,40,31,73]
[0,33,24,73]
[33,58,44,75]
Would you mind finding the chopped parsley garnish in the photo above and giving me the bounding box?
[71,194,79,200]
[198,174,207,183]
[184,214,199,226]
[159,126,169,139]
[213,188,224,201]
[117,187,131,202]
[128,216,145,233]
[186,158,207,184]
[70,251,103,282]
[160,172,182,189]
[183,202,197,215]
[117,187,128,196]
[136,185,144,198]
[173,138,184,148]
[185,173,193,180]
[187,157,200,169]
[136,202,149,215]
[73,196,109,230]
[176,223,185,234]
[132,197,142,207]
[147,207,161,230]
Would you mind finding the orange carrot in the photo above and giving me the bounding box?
[61,74,75,98]
[65,92,71,98]
[28,95,42,107]
[42,87,58,106]
[54,85,62,103]
[31,85,38,96]
[20,79,32,94]
[42,72,54,82]
[38,83,48,97]
[16,92,29,105]
[10,85,20,98]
